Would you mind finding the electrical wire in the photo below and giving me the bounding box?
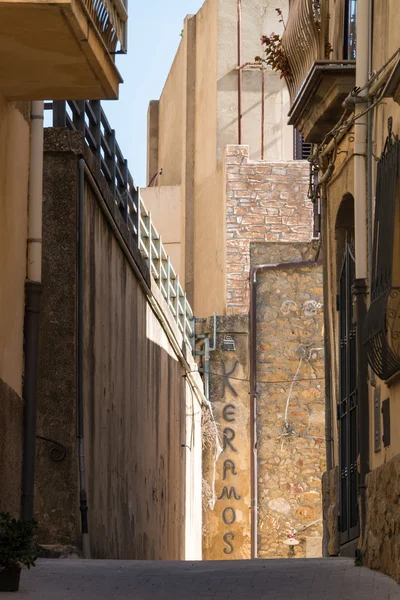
[185,370,324,385]
[284,357,303,425]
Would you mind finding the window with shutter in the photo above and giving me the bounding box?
[364,119,400,380]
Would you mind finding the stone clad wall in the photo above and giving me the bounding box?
[253,243,325,558]
[225,145,311,313]
[363,453,400,582]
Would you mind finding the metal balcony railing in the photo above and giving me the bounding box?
[82,0,128,54]
[282,0,327,103]
[138,195,195,348]
[45,100,195,349]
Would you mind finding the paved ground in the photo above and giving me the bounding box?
[5,558,400,599]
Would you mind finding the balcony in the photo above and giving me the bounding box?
[282,0,355,143]
[0,0,127,100]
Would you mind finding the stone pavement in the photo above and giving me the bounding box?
[4,558,400,599]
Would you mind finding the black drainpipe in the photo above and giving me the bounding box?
[353,278,369,547]
[249,258,322,558]
[77,158,90,558]
[320,190,333,557]
[21,281,43,521]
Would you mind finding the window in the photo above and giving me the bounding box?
[364,120,400,380]
[343,0,357,60]
[294,129,312,160]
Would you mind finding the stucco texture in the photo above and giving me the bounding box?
[36,133,203,560]
[0,96,30,395]
[202,315,251,560]
[146,0,294,317]
[0,97,30,516]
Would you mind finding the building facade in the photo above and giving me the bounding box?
[282,0,400,581]
[0,0,127,520]
[143,0,294,318]
[0,0,207,561]
[145,0,326,560]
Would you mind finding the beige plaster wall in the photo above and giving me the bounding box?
[0,98,30,517]
[146,0,294,317]
[192,0,225,317]
[0,96,30,395]
[157,38,186,187]
[216,0,292,162]
[140,185,183,279]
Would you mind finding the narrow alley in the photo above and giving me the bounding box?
[4,558,400,599]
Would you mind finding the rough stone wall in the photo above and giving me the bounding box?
[322,467,340,557]
[253,243,325,559]
[225,145,312,313]
[363,453,400,582]
[0,379,23,517]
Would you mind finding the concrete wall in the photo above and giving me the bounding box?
[253,243,324,559]
[0,97,30,516]
[224,145,312,312]
[146,0,293,317]
[36,130,203,560]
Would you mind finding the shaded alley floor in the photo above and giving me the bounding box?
[5,558,400,599]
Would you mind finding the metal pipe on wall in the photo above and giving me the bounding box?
[261,68,265,160]
[353,0,371,548]
[320,189,333,557]
[237,0,242,144]
[367,0,374,289]
[249,259,322,559]
[320,192,333,475]
[77,159,91,558]
[354,0,369,281]
[21,101,44,521]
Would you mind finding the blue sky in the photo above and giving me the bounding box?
[104,0,204,187]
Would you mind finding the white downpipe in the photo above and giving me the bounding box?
[354,1,369,280]
[27,101,44,282]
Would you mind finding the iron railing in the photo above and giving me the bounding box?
[45,100,195,348]
[138,195,195,346]
[282,0,328,103]
[82,0,128,54]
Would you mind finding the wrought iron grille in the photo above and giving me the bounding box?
[282,0,328,103]
[364,120,400,380]
[45,100,195,349]
[338,243,359,544]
